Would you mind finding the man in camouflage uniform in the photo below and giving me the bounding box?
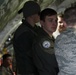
[54,7,76,75]
[32,8,59,75]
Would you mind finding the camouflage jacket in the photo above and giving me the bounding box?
[54,28,76,75]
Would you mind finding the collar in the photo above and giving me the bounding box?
[22,19,35,30]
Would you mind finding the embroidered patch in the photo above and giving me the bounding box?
[42,41,51,48]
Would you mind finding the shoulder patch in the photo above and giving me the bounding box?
[42,40,51,48]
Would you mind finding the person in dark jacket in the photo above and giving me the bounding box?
[32,8,59,75]
[12,1,41,75]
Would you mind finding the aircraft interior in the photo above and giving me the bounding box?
[0,0,76,63]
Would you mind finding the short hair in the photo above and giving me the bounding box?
[2,54,11,61]
[40,8,57,21]
[64,6,76,25]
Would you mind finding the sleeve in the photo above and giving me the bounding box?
[54,32,76,75]
[54,34,66,75]
[32,38,59,75]
[13,31,35,74]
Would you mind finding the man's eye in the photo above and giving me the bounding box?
[48,19,53,22]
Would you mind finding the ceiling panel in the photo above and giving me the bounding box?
[0,0,76,49]
[0,0,55,32]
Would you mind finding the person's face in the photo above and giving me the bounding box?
[57,16,67,32]
[31,13,40,23]
[41,15,57,34]
[4,57,12,66]
[58,16,63,26]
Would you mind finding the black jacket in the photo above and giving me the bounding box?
[13,19,38,75]
[32,28,59,75]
